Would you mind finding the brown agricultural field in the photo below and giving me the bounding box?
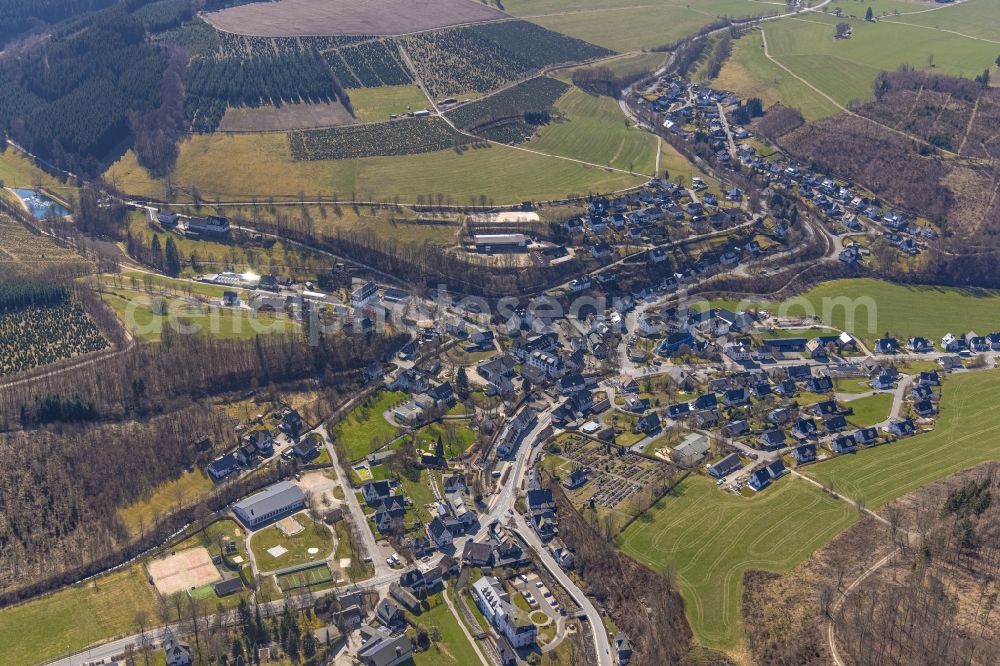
[218,101,356,132]
[203,0,507,37]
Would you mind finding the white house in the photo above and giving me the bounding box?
[471,576,537,648]
[163,637,193,666]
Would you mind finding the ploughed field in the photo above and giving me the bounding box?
[203,0,506,37]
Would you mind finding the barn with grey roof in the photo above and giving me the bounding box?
[233,480,305,528]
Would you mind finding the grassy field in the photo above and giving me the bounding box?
[414,421,477,459]
[350,85,431,122]
[809,369,1000,508]
[529,86,658,174]
[333,390,406,462]
[248,516,334,571]
[773,278,1000,345]
[552,51,666,83]
[755,13,998,109]
[0,146,76,197]
[511,0,773,51]
[123,212,334,279]
[100,287,297,342]
[0,565,158,665]
[117,470,214,537]
[397,467,437,522]
[844,392,893,428]
[407,592,482,666]
[712,31,843,121]
[618,474,857,650]
[105,132,645,204]
[885,0,1000,41]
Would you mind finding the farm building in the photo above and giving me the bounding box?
[474,234,530,253]
[233,481,306,528]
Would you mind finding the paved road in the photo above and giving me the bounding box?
[512,514,614,666]
[316,424,395,581]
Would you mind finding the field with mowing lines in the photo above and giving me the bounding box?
[618,474,857,649]
[350,85,430,123]
[528,86,658,174]
[772,279,1000,346]
[106,133,644,204]
[809,370,1000,508]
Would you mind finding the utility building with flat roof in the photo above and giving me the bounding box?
[474,234,529,253]
[233,481,305,528]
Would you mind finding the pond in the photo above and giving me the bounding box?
[11,188,70,219]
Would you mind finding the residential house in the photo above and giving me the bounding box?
[855,427,879,446]
[874,337,900,354]
[914,400,935,418]
[792,418,817,439]
[708,453,742,479]
[793,443,817,464]
[427,517,453,548]
[667,402,692,419]
[657,330,695,357]
[820,412,846,431]
[615,633,634,666]
[908,337,933,353]
[888,419,916,438]
[207,453,240,483]
[375,599,406,633]
[358,626,413,666]
[760,429,786,449]
[806,376,834,393]
[829,433,857,454]
[722,387,749,407]
[362,480,393,507]
[725,420,749,438]
[472,576,537,648]
[694,409,719,428]
[747,467,772,491]
[637,412,661,435]
[550,540,576,569]
[163,638,193,666]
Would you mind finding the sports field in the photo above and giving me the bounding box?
[275,562,334,591]
[618,474,857,649]
[249,517,334,571]
[528,86,658,174]
[106,132,645,204]
[809,369,1000,508]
